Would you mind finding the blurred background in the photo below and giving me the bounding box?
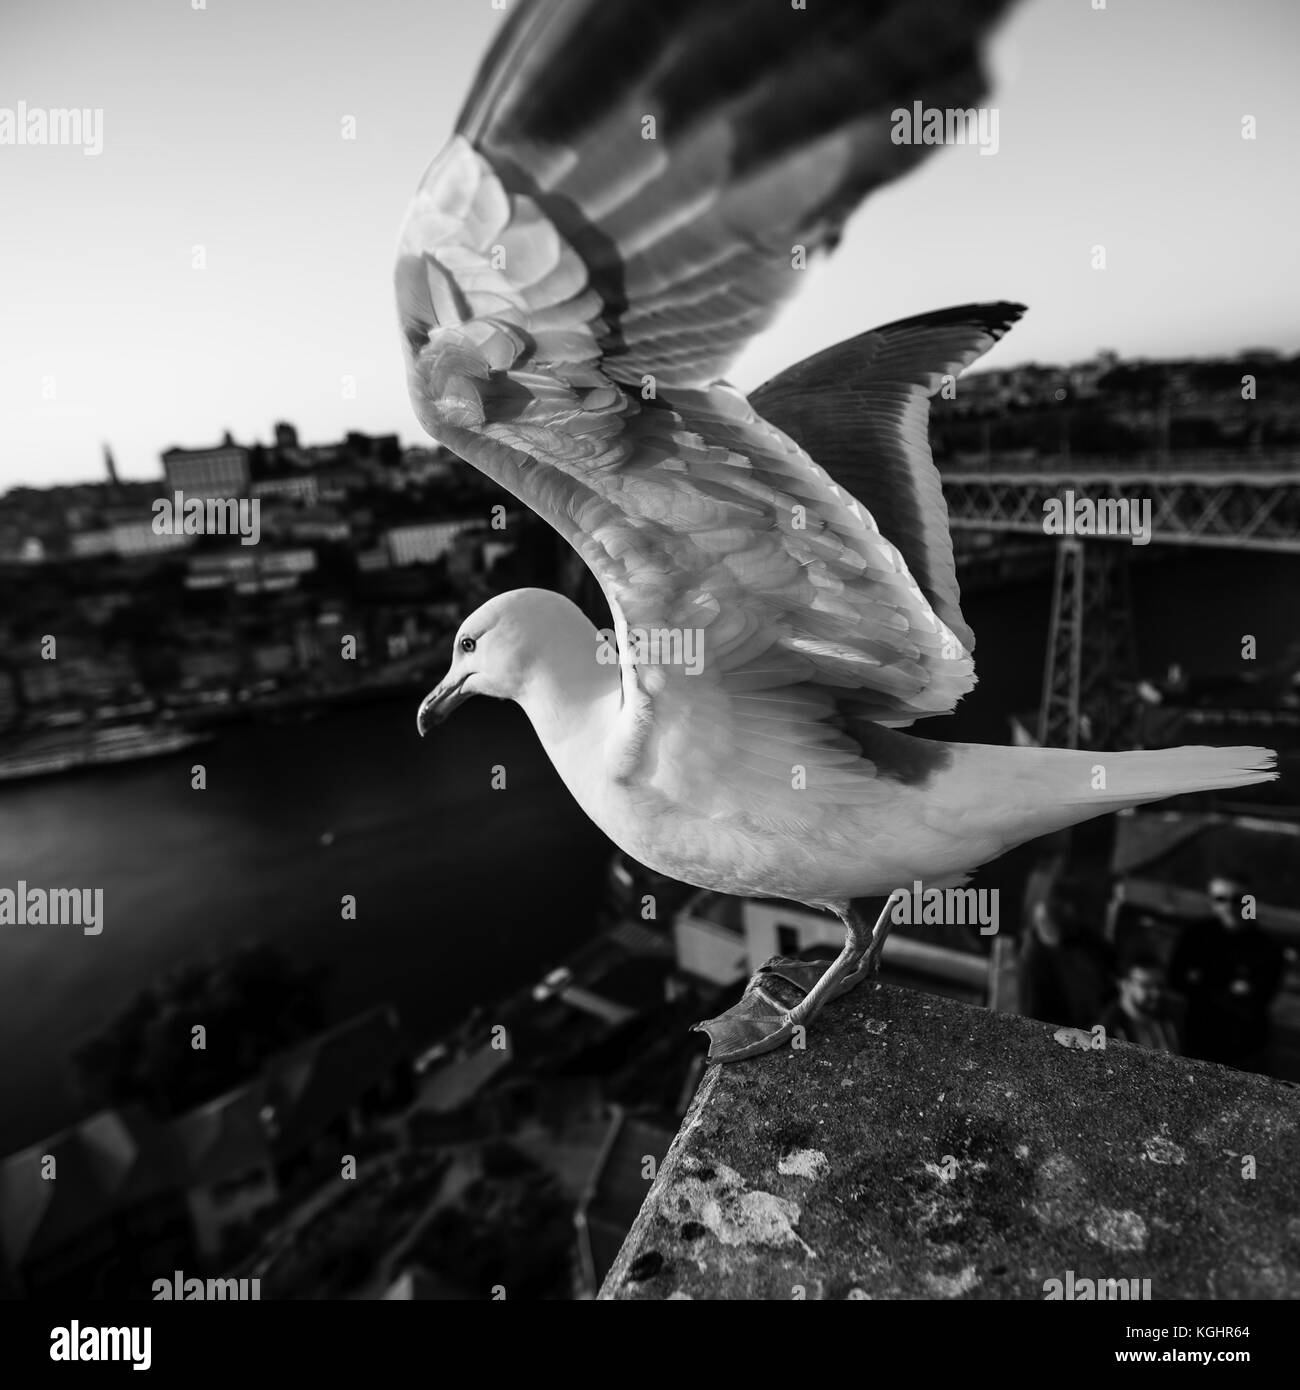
[2,0,1298,1300]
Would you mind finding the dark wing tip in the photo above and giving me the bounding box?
[869,300,1028,343]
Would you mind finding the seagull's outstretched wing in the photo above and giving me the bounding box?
[748,302,1025,658]
[397,0,1016,751]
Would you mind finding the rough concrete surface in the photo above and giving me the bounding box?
[601,981,1300,1300]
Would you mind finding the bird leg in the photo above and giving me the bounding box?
[845,891,901,984]
[694,892,903,1064]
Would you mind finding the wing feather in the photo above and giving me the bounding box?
[397,0,1017,774]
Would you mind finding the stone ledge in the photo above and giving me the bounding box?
[600,981,1300,1299]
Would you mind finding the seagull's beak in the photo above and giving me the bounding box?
[417,677,469,736]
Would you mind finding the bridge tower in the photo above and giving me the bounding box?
[1036,538,1141,750]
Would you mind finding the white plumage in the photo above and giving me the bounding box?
[403,0,1277,1061]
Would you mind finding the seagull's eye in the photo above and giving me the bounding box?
[459,636,477,654]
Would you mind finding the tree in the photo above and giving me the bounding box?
[72,941,331,1116]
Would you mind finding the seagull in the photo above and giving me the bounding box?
[399,0,1277,1063]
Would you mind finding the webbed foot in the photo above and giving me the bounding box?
[693,888,903,1066]
[693,955,849,1064]
[694,1006,796,1063]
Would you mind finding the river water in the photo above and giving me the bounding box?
[0,694,610,1153]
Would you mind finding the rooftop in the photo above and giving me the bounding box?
[0,1006,404,1270]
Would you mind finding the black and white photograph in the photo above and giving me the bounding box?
[2,0,1299,1353]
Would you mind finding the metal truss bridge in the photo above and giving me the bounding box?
[942,451,1300,749]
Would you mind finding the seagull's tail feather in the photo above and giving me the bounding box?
[1086,744,1278,803]
[976,743,1279,846]
[750,303,1027,656]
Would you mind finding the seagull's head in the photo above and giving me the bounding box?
[417,588,595,734]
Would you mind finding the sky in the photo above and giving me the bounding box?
[2,0,1299,490]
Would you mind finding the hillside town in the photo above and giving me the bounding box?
[0,424,569,775]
